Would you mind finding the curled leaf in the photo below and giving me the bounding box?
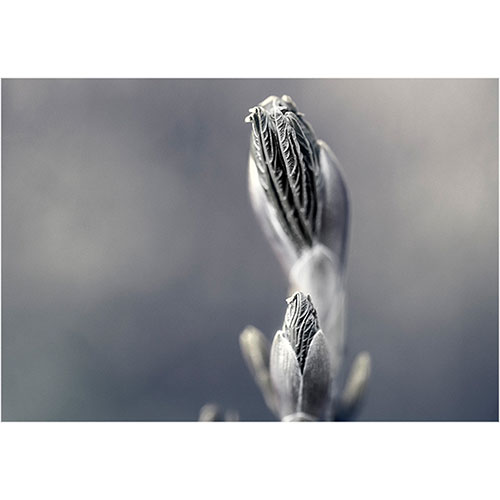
[239,325,277,415]
[301,330,331,419]
[270,330,302,419]
[246,95,323,256]
[335,351,371,421]
[282,291,320,373]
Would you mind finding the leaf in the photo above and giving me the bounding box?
[335,351,371,421]
[301,330,331,419]
[239,325,278,415]
[270,330,302,419]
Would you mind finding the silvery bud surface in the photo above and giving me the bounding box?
[270,292,331,421]
[246,95,349,275]
[288,243,346,380]
[241,95,370,421]
[245,95,350,396]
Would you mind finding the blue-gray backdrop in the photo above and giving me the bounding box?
[2,79,498,420]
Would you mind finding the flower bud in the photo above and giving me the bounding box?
[246,95,349,274]
[270,292,331,420]
[246,95,324,262]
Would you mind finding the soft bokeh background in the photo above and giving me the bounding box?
[2,79,498,421]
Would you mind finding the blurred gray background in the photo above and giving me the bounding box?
[2,79,498,421]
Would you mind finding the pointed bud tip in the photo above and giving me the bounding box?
[286,291,312,305]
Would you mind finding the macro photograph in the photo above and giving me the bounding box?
[2,78,498,422]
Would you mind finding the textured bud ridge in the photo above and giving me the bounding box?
[245,95,323,253]
[242,94,369,421]
[282,292,320,373]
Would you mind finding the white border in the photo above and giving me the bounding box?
[0,422,499,499]
[0,1,499,77]
[1,1,499,499]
